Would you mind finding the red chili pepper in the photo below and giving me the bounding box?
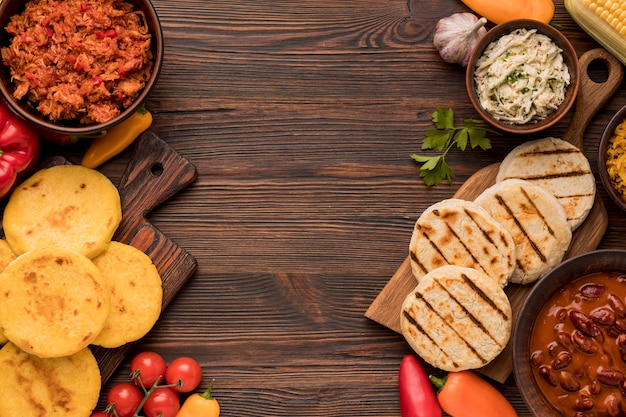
[399,355,442,417]
[0,102,40,198]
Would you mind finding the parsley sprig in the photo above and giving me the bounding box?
[411,108,500,186]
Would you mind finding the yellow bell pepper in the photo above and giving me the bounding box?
[81,106,152,169]
[459,0,554,24]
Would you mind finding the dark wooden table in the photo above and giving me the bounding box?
[43,0,626,415]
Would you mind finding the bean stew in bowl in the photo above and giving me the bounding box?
[513,250,626,417]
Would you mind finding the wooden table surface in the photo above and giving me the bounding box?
[41,0,626,415]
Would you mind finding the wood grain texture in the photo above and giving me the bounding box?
[31,0,626,415]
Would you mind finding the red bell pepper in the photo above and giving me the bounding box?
[0,102,40,198]
[429,371,518,417]
[399,355,442,417]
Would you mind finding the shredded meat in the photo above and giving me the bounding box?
[1,0,153,124]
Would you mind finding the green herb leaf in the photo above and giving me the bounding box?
[423,129,452,151]
[411,108,499,186]
[453,129,469,151]
[468,128,492,150]
[431,108,455,130]
[419,157,454,186]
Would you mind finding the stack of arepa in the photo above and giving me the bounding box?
[402,137,596,371]
[0,165,164,417]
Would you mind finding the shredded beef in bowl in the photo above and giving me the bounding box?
[1,0,153,125]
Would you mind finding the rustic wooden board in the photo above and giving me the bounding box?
[72,131,198,384]
[365,48,624,383]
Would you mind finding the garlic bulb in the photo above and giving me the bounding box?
[433,13,488,67]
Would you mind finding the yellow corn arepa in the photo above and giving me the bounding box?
[0,239,17,346]
[0,342,100,417]
[3,164,122,259]
[0,247,110,358]
[91,241,163,348]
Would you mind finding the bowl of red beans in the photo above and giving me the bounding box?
[0,0,163,143]
[513,250,626,417]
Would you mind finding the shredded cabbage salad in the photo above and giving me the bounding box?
[474,28,570,125]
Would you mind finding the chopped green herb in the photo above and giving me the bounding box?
[506,67,525,83]
[410,108,500,186]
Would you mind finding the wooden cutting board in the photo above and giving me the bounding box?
[46,131,199,384]
[365,48,624,383]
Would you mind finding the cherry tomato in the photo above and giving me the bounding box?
[106,382,143,417]
[143,387,180,417]
[90,412,110,417]
[165,356,203,393]
[130,351,167,388]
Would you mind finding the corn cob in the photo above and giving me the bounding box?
[565,0,626,65]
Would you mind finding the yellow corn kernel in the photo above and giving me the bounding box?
[610,16,620,28]
[574,0,626,42]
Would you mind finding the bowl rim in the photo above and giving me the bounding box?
[0,0,164,136]
[512,249,626,416]
[465,18,580,135]
[598,103,626,212]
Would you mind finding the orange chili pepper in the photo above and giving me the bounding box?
[459,0,554,24]
[175,380,220,417]
[429,371,518,417]
[81,106,152,169]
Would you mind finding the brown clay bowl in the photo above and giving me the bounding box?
[466,19,579,135]
[512,249,626,416]
[0,0,163,142]
[598,104,626,212]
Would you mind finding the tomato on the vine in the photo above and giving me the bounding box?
[165,356,203,393]
[143,387,180,417]
[90,412,110,417]
[130,351,167,388]
[106,382,143,417]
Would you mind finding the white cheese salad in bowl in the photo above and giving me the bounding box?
[466,19,579,134]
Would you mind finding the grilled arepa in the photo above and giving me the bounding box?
[91,241,163,348]
[0,342,100,417]
[401,265,512,371]
[496,137,595,230]
[0,247,110,358]
[3,164,122,259]
[475,179,572,284]
[408,198,516,287]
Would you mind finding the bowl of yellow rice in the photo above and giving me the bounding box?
[599,104,626,212]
